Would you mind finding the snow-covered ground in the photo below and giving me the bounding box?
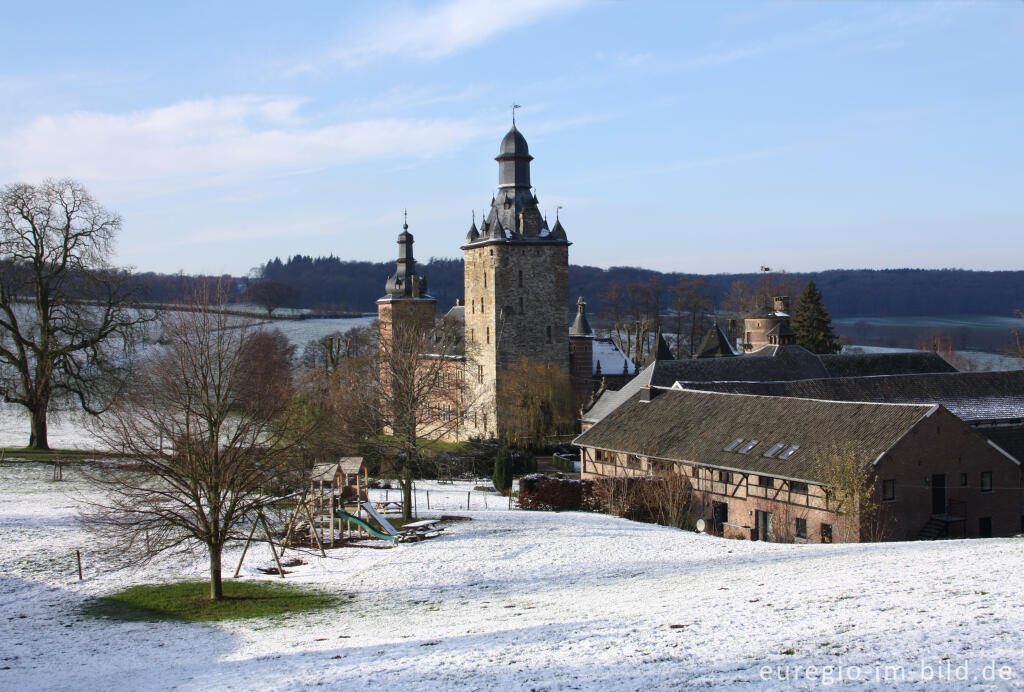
[2,464,1023,690]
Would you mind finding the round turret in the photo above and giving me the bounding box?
[497,126,531,159]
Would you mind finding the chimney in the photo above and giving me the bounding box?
[774,296,790,313]
[640,386,662,403]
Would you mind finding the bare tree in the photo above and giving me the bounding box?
[243,280,299,317]
[83,288,306,599]
[0,179,151,449]
[669,277,713,358]
[820,445,886,542]
[497,357,576,449]
[362,315,474,520]
[299,324,375,371]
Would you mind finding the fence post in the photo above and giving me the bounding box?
[76,550,83,580]
[467,491,471,510]
[427,491,430,510]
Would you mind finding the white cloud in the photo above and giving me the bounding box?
[286,0,588,73]
[0,95,499,186]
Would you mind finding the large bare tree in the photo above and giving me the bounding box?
[0,179,150,449]
[83,291,305,599]
[364,315,473,519]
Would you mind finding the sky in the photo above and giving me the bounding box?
[0,1,1021,277]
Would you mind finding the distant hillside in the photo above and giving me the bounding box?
[256,255,1024,320]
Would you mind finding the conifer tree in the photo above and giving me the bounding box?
[791,280,840,354]
[493,447,513,494]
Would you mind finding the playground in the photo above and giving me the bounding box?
[3,461,1024,690]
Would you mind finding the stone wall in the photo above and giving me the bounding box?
[463,239,570,438]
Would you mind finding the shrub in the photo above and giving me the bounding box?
[493,447,513,494]
[518,475,597,511]
[592,475,695,529]
[518,474,695,529]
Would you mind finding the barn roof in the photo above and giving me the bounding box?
[580,346,959,425]
[575,388,936,484]
[672,370,1024,423]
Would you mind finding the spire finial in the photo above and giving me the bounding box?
[511,102,520,126]
[472,210,475,224]
[556,205,563,220]
[403,208,408,230]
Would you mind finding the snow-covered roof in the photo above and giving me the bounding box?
[593,337,634,376]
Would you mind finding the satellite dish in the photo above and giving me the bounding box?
[695,518,706,533]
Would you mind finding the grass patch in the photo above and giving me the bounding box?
[0,447,116,462]
[82,580,339,622]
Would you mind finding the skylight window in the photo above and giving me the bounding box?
[763,443,785,458]
[723,438,744,452]
[737,440,759,454]
[778,445,800,459]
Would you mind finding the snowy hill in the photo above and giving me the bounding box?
[1,466,1022,690]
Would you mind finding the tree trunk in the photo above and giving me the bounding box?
[401,463,413,520]
[29,405,50,450]
[208,543,224,600]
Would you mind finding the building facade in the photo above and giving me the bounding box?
[575,386,1023,542]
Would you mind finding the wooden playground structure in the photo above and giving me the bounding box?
[232,457,445,577]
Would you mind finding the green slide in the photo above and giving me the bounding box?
[333,508,398,543]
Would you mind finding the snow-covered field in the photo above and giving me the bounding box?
[2,464,1023,691]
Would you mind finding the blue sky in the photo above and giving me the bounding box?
[1,1,1021,276]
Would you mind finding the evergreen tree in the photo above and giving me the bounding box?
[792,280,841,354]
[493,447,513,494]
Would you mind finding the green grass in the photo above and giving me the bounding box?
[82,580,339,622]
[0,447,115,461]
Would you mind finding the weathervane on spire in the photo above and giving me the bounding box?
[403,208,408,229]
[511,103,520,126]
[556,205,563,220]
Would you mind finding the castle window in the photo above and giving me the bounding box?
[518,296,524,314]
[486,327,490,344]
[483,273,487,287]
[471,299,475,314]
[546,325,552,343]
[477,364,483,383]
[518,270,523,288]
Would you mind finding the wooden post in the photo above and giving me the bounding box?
[259,513,286,579]
[427,491,430,510]
[76,550,83,580]
[467,491,471,510]
[233,518,260,578]
[303,502,327,557]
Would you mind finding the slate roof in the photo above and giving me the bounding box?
[436,304,465,357]
[672,370,1024,423]
[819,352,956,377]
[695,323,738,358]
[980,424,1024,465]
[574,388,936,485]
[593,337,635,377]
[581,345,961,425]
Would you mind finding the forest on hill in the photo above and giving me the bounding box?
[252,254,1024,320]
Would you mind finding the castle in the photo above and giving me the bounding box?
[377,126,634,441]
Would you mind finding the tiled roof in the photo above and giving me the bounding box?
[673,370,1024,422]
[574,388,935,484]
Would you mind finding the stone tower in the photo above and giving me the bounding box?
[377,219,436,346]
[743,296,795,352]
[568,296,595,406]
[462,126,570,438]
